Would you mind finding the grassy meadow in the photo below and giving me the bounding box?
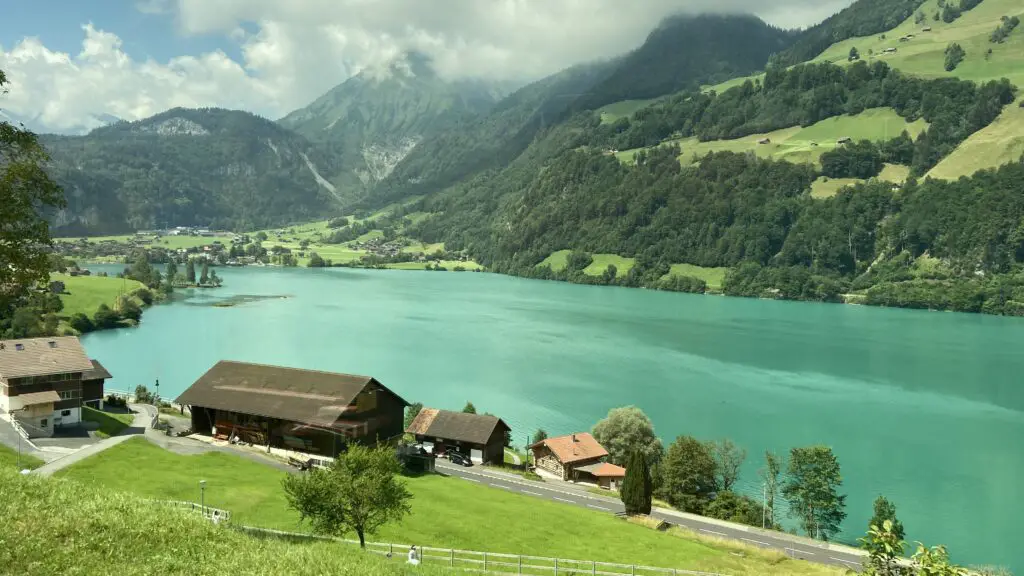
[55,438,840,575]
[53,273,146,318]
[81,406,134,438]
[0,466,447,576]
[0,443,43,471]
[596,98,660,124]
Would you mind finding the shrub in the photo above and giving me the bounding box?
[69,313,94,334]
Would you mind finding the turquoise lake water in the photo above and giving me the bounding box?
[80,265,1023,569]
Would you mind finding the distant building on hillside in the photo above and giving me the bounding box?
[837,137,853,145]
[0,337,111,437]
[176,361,408,457]
[529,432,625,489]
[405,409,510,464]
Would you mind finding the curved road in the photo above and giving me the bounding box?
[435,460,865,571]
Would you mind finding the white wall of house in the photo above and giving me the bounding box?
[54,407,81,426]
[0,392,9,412]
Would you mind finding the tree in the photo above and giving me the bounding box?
[308,252,326,268]
[256,231,268,242]
[710,438,746,492]
[93,304,120,329]
[849,47,860,61]
[760,450,783,529]
[860,519,911,576]
[0,69,65,313]
[164,260,178,290]
[782,446,847,540]
[208,269,222,287]
[118,296,142,322]
[867,496,905,544]
[532,429,548,445]
[200,261,210,285]
[462,401,477,414]
[592,406,663,466]
[944,43,966,71]
[69,312,94,334]
[127,251,154,286]
[621,449,653,515]
[185,259,196,284]
[282,444,412,548]
[9,307,43,338]
[404,402,423,430]
[705,491,765,528]
[658,435,717,513]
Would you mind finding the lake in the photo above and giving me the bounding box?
[81,265,1023,570]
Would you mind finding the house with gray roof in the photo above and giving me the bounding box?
[0,337,112,437]
[406,408,511,464]
[176,360,409,457]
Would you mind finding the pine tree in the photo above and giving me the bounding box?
[621,449,652,515]
[200,261,210,285]
[185,259,196,284]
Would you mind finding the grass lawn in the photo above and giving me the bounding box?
[665,264,730,290]
[0,443,43,471]
[810,176,863,198]
[928,95,1024,180]
[82,406,134,438]
[583,254,636,277]
[53,273,146,318]
[585,487,674,510]
[538,250,570,272]
[2,467,444,576]
[57,438,839,575]
[596,98,659,124]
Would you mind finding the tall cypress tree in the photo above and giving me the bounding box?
[185,259,196,284]
[621,449,652,515]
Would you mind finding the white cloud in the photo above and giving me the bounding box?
[0,0,854,133]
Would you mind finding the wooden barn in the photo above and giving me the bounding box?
[176,361,408,457]
[406,408,510,464]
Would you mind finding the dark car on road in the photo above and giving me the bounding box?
[448,451,473,467]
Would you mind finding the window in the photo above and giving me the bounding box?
[58,390,80,400]
[61,410,71,417]
[40,419,47,427]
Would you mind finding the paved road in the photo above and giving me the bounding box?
[435,461,865,571]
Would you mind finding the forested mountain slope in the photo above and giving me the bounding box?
[372,15,793,209]
[279,52,507,197]
[43,108,342,235]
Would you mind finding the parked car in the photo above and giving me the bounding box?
[448,451,473,467]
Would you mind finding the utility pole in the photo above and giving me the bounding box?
[762,483,766,529]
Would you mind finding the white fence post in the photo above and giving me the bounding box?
[450,548,455,567]
[518,555,522,574]
[484,552,488,570]
[554,557,558,576]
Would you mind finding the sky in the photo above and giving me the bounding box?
[0,0,854,134]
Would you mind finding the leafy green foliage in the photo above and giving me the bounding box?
[0,69,65,316]
[709,439,746,493]
[282,444,412,547]
[404,402,423,431]
[705,491,766,528]
[773,0,927,66]
[462,401,477,414]
[41,107,341,234]
[868,496,906,545]
[820,140,885,178]
[658,436,717,514]
[944,43,966,71]
[782,446,847,540]
[591,406,663,466]
[990,16,1020,43]
[621,449,653,516]
[760,451,784,529]
[532,429,548,445]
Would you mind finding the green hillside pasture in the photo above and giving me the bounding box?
[54,273,146,318]
[928,95,1024,179]
[56,438,840,575]
[539,250,571,272]
[813,0,1024,87]
[2,466,444,576]
[583,254,636,276]
[811,163,912,199]
[386,261,484,271]
[0,444,43,471]
[597,99,659,124]
[400,241,446,254]
[665,264,730,290]
[616,108,925,168]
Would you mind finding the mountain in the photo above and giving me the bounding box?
[278,52,509,197]
[372,14,792,208]
[774,0,927,66]
[42,108,341,235]
[570,14,796,112]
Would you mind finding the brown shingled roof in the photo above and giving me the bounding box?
[0,337,94,379]
[530,432,608,465]
[405,408,510,445]
[174,361,407,428]
[575,462,626,478]
[83,359,112,381]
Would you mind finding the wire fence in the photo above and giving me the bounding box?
[145,499,231,523]
[234,525,727,576]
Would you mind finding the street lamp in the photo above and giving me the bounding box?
[155,378,160,406]
[199,480,207,516]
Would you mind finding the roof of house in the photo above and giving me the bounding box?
[406,408,510,446]
[82,359,112,381]
[530,432,608,465]
[12,390,62,408]
[0,337,95,379]
[174,361,408,428]
[575,462,626,478]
